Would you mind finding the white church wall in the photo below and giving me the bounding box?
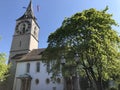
[13,60,64,90]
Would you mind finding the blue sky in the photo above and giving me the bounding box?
[0,0,120,59]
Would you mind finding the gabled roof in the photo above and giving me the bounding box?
[16,0,36,21]
[17,48,46,62]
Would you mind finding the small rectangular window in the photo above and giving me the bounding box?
[26,63,30,73]
[19,41,21,47]
[36,62,40,72]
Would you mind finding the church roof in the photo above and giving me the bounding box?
[11,53,27,59]
[17,48,45,62]
[16,0,36,21]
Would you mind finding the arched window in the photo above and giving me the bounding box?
[36,62,40,72]
[35,79,39,85]
[26,63,30,73]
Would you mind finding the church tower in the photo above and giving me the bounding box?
[6,1,39,90]
[9,0,39,61]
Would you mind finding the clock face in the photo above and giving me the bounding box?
[16,20,31,34]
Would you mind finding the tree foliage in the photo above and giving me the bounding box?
[43,7,120,90]
[0,37,9,82]
[0,53,9,82]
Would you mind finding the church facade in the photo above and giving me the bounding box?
[8,1,64,90]
[13,49,63,90]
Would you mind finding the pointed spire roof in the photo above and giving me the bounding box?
[17,0,36,21]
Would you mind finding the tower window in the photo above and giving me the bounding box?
[34,26,37,36]
[26,63,30,73]
[36,62,40,72]
[19,41,21,47]
[34,30,36,36]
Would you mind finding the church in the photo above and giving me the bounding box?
[8,0,64,90]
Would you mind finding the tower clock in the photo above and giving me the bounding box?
[16,20,31,34]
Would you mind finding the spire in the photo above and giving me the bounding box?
[17,0,36,20]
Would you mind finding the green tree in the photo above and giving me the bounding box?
[0,38,9,82]
[43,7,120,90]
[0,53,9,82]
